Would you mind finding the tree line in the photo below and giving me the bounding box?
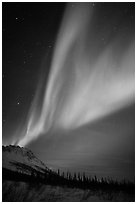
[2,167,134,194]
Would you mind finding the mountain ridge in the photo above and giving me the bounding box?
[2,145,135,202]
[2,145,49,175]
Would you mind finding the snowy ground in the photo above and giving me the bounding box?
[2,180,134,202]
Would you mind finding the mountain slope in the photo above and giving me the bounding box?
[2,145,135,202]
[2,145,49,175]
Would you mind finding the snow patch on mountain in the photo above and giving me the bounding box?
[2,145,48,174]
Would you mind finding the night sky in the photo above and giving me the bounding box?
[3,3,65,139]
[3,3,135,182]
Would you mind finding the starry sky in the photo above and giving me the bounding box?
[3,3,65,139]
[3,2,135,182]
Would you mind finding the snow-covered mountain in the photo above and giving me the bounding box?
[2,146,135,202]
[2,145,49,176]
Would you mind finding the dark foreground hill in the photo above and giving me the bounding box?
[2,145,135,202]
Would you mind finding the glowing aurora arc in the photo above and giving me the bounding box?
[18,3,134,146]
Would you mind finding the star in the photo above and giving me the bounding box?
[15,17,25,23]
[17,102,20,105]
